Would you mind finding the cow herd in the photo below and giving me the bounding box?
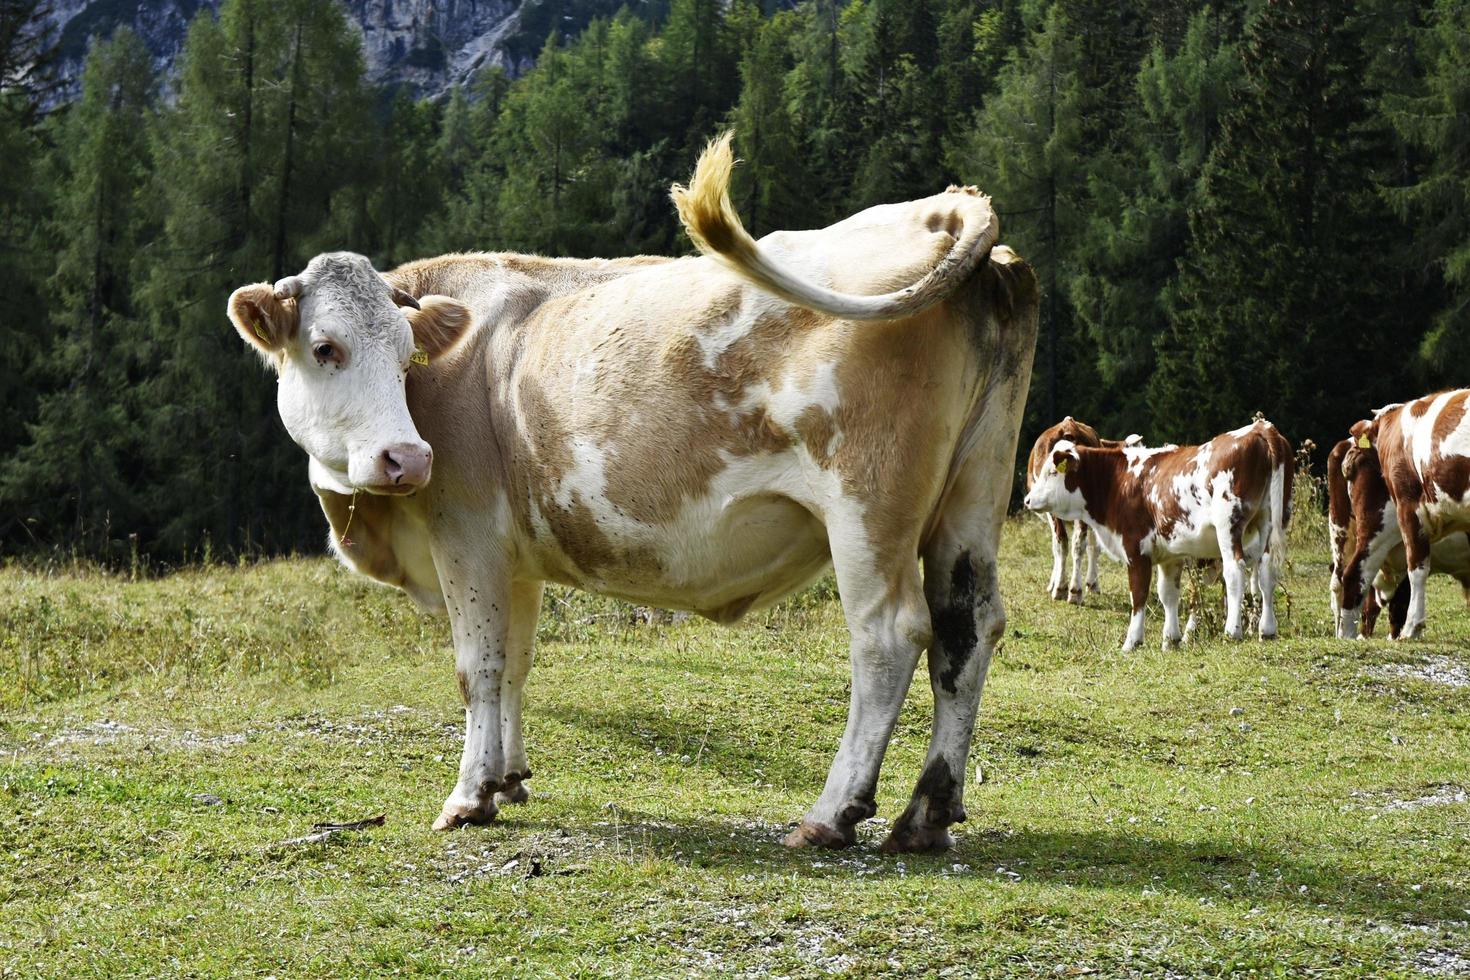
[223,134,1468,849]
[1022,390,1470,651]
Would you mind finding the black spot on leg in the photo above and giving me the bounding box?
[933,551,980,694]
[913,756,958,825]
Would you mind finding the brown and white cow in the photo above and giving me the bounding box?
[225,134,1038,852]
[1024,418,1140,604]
[1330,434,1470,637]
[1333,394,1470,639]
[1023,421,1292,651]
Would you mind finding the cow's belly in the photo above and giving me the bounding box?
[1419,495,1470,541]
[525,454,837,622]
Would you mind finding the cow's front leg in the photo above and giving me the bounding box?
[1122,551,1152,651]
[1398,503,1432,639]
[1157,562,1183,649]
[1046,515,1067,600]
[785,542,928,850]
[1067,521,1088,604]
[432,545,514,831]
[496,580,544,806]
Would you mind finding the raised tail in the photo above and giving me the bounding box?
[671,132,1000,321]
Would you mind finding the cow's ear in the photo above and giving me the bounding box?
[228,283,298,359]
[1052,447,1077,474]
[405,295,473,363]
[1349,418,1376,451]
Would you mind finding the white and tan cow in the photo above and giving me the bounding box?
[1336,390,1470,639]
[1024,418,1140,604]
[1023,421,1292,651]
[225,134,1038,852]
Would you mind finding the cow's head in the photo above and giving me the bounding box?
[1342,417,1379,482]
[227,252,472,496]
[1024,440,1085,519]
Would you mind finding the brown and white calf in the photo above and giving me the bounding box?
[1023,421,1292,651]
[1332,396,1470,638]
[225,134,1038,852]
[1025,418,1140,604]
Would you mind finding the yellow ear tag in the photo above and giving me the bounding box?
[1056,460,1068,474]
[252,320,267,340]
[1357,434,1371,449]
[410,347,429,366]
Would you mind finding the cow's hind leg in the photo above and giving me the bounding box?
[1158,562,1184,649]
[1397,502,1432,639]
[1214,520,1249,641]
[496,580,544,806]
[884,456,1010,853]
[1085,524,1101,594]
[785,531,929,850]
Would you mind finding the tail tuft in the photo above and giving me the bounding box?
[671,132,752,261]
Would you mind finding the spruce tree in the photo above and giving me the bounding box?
[1383,0,1470,371]
[1,28,156,557]
[136,0,374,557]
[1068,8,1240,435]
[0,0,58,541]
[1152,0,1412,444]
[964,1,1088,429]
[729,12,811,236]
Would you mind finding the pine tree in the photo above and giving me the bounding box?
[729,12,811,236]
[1152,0,1412,443]
[1067,8,1240,434]
[1,28,156,556]
[964,1,1088,429]
[0,0,59,543]
[1383,0,1470,370]
[136,0,374,557]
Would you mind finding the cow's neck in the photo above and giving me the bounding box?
[1075,447,1137,547]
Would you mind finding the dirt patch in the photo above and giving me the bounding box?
[1385,785,1468,812]
[1416,947,1470,976]
[1371,656,1470,689]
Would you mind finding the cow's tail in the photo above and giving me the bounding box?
[1267,447,1290,574]
[671,132,1000,321]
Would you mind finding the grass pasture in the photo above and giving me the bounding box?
[2,515,1469,977]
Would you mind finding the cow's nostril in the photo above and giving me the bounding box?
[383,450,405,483]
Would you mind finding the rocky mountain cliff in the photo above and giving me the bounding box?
[44,0,533,103]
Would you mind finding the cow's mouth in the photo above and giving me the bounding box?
[359,482,422,496]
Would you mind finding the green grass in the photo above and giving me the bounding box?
[3,516,1469,977]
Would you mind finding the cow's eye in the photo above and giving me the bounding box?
[313,342,337,363]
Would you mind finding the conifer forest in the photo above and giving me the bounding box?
[2,0,1467,562]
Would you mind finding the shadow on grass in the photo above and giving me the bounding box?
[508,807,1468,921]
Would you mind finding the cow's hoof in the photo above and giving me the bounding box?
[1067,589,1084,606]
[495,782,530,806]
[1050,587,1067,601]
[1400,623,1425,640]
[1259,629,1278,641]
[1087,582,1101,594]
[782,820,854,849]
[1161,635,1181,651]
[880,819,954,853]
[433,797,498,831]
